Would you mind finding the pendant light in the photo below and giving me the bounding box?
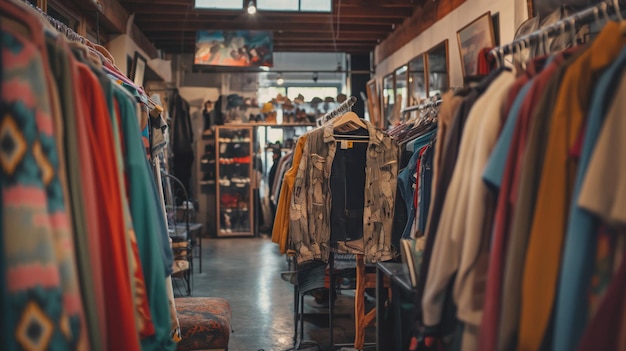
[247,0,257,15]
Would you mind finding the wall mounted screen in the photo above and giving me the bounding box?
[195,30,274,67]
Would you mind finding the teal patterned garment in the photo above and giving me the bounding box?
[113,86,176,351]
[1,28,87,350]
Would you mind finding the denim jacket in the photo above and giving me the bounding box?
[290,120,399,264]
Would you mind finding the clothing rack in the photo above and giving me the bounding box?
[316,96,358,126]
[21,0,86,44]
[21,0,163,112]
[401,97,443,114]
[490,0,625,62]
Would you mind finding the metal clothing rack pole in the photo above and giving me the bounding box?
[317,96,358,126]
[401,97,443,114]
[489,0,625,60]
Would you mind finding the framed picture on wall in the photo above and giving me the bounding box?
[131,52,147,87]
[456,11,495,78]
[366,79,382,128]
[426,40,450,98]
[408,53,427,107]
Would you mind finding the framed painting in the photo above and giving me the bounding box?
[426,40,450,98]
[456,12,495,78]
[131,51,147,87]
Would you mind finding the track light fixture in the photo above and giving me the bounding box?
[276,74,284,85]
[247,0,257,14]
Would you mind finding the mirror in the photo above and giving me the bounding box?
[382,73,395,126]
[426,40,450,98]
[395,65,408,114]
[408,53,427,106]
[366,79,382,128]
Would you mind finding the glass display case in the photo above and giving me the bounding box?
[215,126,255,237]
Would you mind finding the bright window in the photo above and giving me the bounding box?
[258,87,287,104]
[287,87,338,102]
[195,0,243,9]
[257,0,331,12]
[300,0,331,12]
[257,0,298,11]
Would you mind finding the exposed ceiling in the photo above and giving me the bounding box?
[119,0,421,54]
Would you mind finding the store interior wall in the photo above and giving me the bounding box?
[374,0,528,87]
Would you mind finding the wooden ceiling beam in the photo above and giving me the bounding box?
[124,4,411,18]
[124,0,412,6]
[63,0,128,34]
[157,39,375,46]
[146,32,385,40]
[339,0,417,6]
[134,14,403,26]
[123,0,193,4]
[160,46,373,54]
[139,22,392,33]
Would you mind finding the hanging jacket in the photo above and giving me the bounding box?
[289,120,399,264]
[169,92,194,157]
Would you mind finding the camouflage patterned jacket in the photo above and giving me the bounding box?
[289,120,399,264]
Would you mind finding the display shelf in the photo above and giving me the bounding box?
[215,126,255,237]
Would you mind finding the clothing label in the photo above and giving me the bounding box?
[341,140,348,149]
[348,141,353,149]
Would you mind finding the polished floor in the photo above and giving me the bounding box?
[179,236,375,351]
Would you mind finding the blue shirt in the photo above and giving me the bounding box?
[398,128,437,239]
[553,45,626,351]
[482,82,533,189]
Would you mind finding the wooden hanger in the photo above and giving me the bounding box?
[332,111,367,130]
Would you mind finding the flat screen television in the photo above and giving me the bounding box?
[194,30,273,67]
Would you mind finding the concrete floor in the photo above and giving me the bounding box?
[177,236,376,351]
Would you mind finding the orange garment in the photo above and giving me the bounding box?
[76,63,142,351]
[518,22,626,351]
[271,134,309,253]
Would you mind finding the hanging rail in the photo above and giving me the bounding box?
[490,0,625,63]
[316,96,357,126]
[21,0,162,112]
[22,0,86,43]
[401,96,442,114]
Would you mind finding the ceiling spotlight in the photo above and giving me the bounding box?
[276,74,284,85]
[247,0,257,14]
